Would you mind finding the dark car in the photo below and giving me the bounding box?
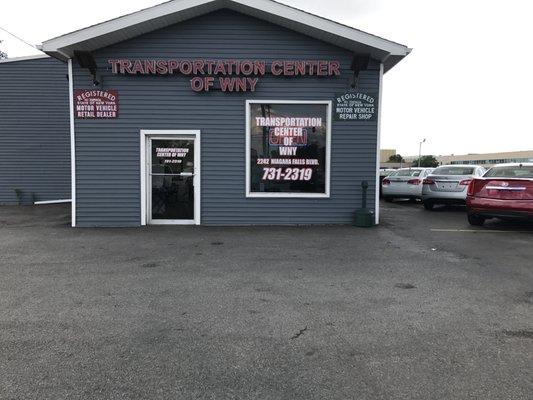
[466,163,533,226]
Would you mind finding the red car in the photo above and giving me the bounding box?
[466,163,533,226]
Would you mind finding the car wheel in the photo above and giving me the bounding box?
[384,197,394,203]
[467,213,485,226]
[423,201,434,211]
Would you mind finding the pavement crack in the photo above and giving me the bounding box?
[290,326,308,340]
[395,283,417,289]
[524,291,533,304]
[500,330,533,339]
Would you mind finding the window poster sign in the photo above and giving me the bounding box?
[74,89,119,119]
[248,102,329,195]
[156,147,189,164]
[334,91,378,121]
[152,139,194,174]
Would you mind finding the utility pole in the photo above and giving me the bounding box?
[418,138,426,167]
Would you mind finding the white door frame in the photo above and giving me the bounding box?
[140,130,201,226]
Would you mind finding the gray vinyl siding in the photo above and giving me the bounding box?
[0,57,70,205]
[73,9,379,227]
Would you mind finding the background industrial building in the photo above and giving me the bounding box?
[381,150,533,169]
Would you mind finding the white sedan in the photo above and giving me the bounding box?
[382,168,434,202]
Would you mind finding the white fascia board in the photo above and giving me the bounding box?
[232,0,410,56]
[0,54,50,64]
[41,0,409,59]
[41,0,218,53]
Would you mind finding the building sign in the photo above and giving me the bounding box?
[334,91,378,121]
[74,90,119,119]
[108,59,341,92]
[248,102,329,195]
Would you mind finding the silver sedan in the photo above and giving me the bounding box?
[382,168,434,202]
[422,165,486,210]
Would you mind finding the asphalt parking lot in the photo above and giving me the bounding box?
[0,202,531,400]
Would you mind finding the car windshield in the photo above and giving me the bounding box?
[484,166,533,179]
[394,170,422,177]
[432,167,475,175]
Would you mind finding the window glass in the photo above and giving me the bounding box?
[484,166,533,178]
[432,167,475,175]
[249,103,329,195]
[395,169,422,177]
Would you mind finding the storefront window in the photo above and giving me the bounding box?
[246,101,331,197]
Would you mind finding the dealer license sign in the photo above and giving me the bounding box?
[74,89,119,119]
[334,91,378,121]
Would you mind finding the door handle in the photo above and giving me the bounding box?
[150,173,195,177]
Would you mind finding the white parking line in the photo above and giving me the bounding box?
[430,229,532,233]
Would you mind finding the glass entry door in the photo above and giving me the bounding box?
[148,138,196,224]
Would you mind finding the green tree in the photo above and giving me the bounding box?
[412,155,439,168]
[388,154,405,163]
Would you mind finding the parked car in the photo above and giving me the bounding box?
[379,168,398,198]
[382,168,434,202]
[466,163,533,226]
[380,168,398,178]
[422,165,486,210]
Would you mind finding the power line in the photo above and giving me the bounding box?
[0,26,43,52]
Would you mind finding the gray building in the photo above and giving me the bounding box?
[0,55,70,205]
[437,151,533,167]
[3,0,410,226]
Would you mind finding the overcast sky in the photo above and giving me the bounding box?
[1,0,532,156]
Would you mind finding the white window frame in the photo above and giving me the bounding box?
[140,130,201,226]
[245,100,332,199]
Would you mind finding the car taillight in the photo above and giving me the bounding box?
[459,179,472,186]
[423,178,435,185]
[467,179,476,196]
[407,179,421,185]
[382,179,391,185]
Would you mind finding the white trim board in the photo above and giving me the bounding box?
[245,100,331,199]
[375,62,384,225]
[140,130,201,226]
[34,199,72,205]
[0,54,50,64]
[68,59,76,227]
[41,0,410,71]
